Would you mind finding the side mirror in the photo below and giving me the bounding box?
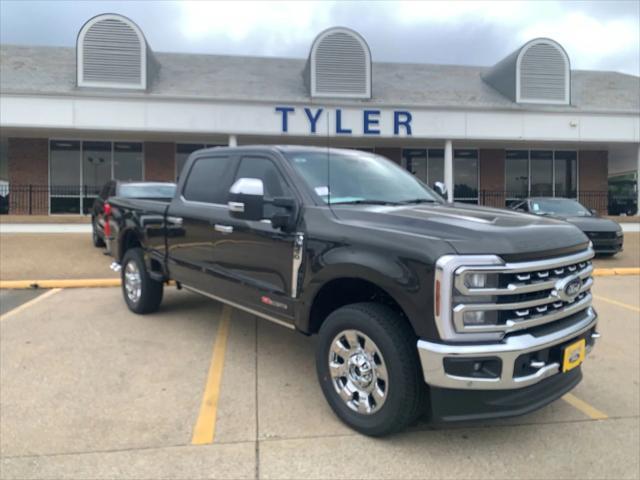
[228,178,264,221]
[589,208,598,216]
[433,181,448,199]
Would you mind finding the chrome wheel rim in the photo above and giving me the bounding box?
[328,329,388,415]
[124,260,142,304]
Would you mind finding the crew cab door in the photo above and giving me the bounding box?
[165,153,238,294]
[210,155,299,322]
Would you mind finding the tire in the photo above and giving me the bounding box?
[121,247,163,314]
[92,219,106,248]
[315,302,427,436]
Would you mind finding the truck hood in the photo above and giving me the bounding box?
[332,202,589,259]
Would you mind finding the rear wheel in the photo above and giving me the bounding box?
[92,218,105,247]
[316,302,426,436]
[121,248,163,314]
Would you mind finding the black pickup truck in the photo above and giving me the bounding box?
[107,146,599,436]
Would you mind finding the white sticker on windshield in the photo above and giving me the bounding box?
[315,186,329,196]
[532,203,540,211]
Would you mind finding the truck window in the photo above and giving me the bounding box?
[183,156,235,204]
[234,156,291,198]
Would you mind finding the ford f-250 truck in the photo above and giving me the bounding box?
[107,146,599,436]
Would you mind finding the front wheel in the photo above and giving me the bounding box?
[315,303,426,436]
[121,248,163,314]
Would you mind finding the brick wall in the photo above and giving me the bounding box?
[8,138,49,214]
[578,150,608,214]
[479,149,505,207]
[144,142,175,181]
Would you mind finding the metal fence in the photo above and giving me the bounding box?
[0,184,637,216]
[0,184,102,215]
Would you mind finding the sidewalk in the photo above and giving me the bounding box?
[0,224,92,233]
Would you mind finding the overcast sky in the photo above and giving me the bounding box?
[1,0,638,75]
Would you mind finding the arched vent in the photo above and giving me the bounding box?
[517,40,570,104]
[77,14,149,89]
[306,27,371,99]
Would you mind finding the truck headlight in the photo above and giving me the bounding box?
[616,230,623,237]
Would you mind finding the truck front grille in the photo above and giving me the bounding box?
[435,248,595,342]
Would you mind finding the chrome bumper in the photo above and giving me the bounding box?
[417,307,598,390]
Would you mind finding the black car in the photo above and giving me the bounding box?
[511,197,623,255]
[91,180,176,247]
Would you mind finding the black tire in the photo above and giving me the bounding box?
[315,302,427,436]
[121,247,163,314]
[92,219,106,248]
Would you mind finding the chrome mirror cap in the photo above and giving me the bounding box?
[230,177,264,196]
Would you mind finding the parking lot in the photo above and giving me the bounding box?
[1,274,638,479]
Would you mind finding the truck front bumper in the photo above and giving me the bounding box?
[417,307,598,391]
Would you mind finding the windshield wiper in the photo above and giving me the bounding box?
[399,198,439,205]
[329,200,402,206]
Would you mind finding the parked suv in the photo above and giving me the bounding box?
[107,146,599,436]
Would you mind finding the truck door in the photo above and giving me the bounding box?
[165,153,238,294]
[209,155,298,323]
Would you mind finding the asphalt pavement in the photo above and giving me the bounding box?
[1,276,638,479]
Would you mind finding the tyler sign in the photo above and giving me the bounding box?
[275,106,413,136]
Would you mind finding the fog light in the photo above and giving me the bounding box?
[463,311,486,325]
[466,273,487,288]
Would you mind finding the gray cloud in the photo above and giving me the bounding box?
[1,0,638,75]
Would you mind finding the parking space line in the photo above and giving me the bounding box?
[0,288,62,321]
[593,295,640,313]
[191,305,232,445]
[562,393,608,420]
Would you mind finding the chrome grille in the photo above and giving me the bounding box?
[435,248,595,342]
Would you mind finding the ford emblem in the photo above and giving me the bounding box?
[556,276,582,302]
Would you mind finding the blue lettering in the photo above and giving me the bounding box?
[275,106,295,133]
[304,108,323,134]
[363,109,381,135]
[393,111,412,135]
[335,109,352,134]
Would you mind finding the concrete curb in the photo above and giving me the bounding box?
[592,268,640,277]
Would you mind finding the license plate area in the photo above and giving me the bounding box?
[562,338,586,372]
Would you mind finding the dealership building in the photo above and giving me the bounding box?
[0,13,638,215]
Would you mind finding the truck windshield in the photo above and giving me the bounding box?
[118,183,176,199]
[283,150,440,205]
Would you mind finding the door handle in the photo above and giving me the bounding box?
[214,224,233,234]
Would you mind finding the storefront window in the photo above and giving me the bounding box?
[114,142,143,181]
[82,141,112,213]
[530,150,553,196]
[402,148,444,187]
[454,149,478,203]
[50,140,81,214]
[505,150,529,200]
[428,149,445,186]
[554,151,577,198]
[403,149,427,183]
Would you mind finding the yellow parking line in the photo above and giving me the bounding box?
[593,268,640,277]
[593,295,640,313]
[191,305,232,445]
[562,393,608,420]
[0,279,121,289]
[0,288,62,321]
